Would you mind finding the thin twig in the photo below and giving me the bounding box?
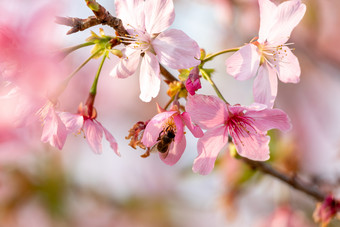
[241,157,326,201]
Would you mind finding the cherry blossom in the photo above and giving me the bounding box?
[141,104,203,165]
[68,103,120,156]
[37,102,83,150]
[225,0,306,108]
[186,94,291,175]
[110,0,201,102]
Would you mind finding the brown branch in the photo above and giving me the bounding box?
[241,157,326,201]
[55,16,101,35]
[85,1,127,37]
[160,65,178,82]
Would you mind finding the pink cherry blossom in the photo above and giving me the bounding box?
[110,0,201,102]
[64,104,120,156]
[37,102,83,150]
[141,104,203,166]
[185,94,291,175]
[225,0,306,108]
[185,67,202,95]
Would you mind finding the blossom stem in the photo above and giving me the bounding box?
[202,47,240,63]
[200,69,229,105]
[164,96,175,110]
[90,51,107,96]
[241,157,326,201]
[59,42,94,58]
[48,48,103,103]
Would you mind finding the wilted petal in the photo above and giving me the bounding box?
[276,46,300,83]
[231,128,270,161]
[152,29,201,69]
[141,111,177,147]
[96,120,120,156]
[253,64,278,108]
[193,126,228,175]
[83,120,103,154]
[144,0,175,34]
[266,0,306,46]
[181,112,203,138]
[225,44,260,80]
[110,49,140,79]
[186,94,228,129]
[139,52,161,102]
[160,133,186,166]
[247,106,292,132]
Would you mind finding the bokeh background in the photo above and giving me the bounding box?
[1,0,340,226]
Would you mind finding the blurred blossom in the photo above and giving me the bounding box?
[256,206,313,227]
[313,196,340,227]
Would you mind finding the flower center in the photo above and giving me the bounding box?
[118,25,151,54]
[226,111,256,146]
[253,40,294,68]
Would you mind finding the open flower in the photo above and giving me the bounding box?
[141,104,203,165]
[186,94,291,175]
[54,103,120,155]
[225,0,306,108]
[110,0,201,102]
[37,102,83,150]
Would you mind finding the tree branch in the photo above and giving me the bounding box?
[241,157,326,201]
[55,16,101,35]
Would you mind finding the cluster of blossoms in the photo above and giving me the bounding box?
[0,0,306,174]
[122,0,304,175]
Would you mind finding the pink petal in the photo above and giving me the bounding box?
[185,94,228,129]
[41,107,67,150]
[225,44,261,80]
[110,49,140,79]
[83,120,103,154]
[160,132,186,166]
[141,111,177,147]
[152,29,201,69]
[258,0,278,43]
[144,0,175,34]
[253,64,278,108]
[115,0,145,31]
[139,52,161,102]
[96,120,120,156]
[276,46,301,83]
[266,0,306,46]
[231,129,270,161]
[193,126,228,175]
[181,112,203,138]
[59,112,83,133]
[173,115,184,143]
[246,107,292,132]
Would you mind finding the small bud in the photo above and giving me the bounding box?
[200,48,206,59]
[185,67,201,95]
[86,0,100,11]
